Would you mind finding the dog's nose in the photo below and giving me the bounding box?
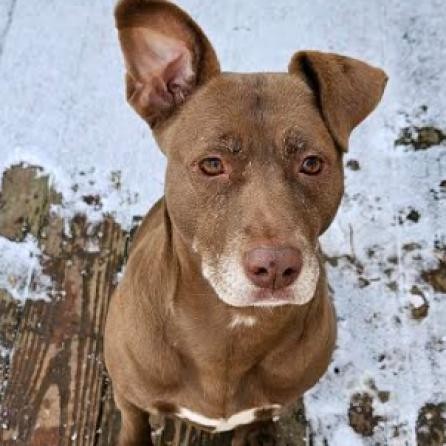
[243,247,302,290]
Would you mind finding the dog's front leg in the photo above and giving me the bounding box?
[115,391,152,446]
[231,421,277,446]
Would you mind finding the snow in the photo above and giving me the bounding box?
[0,346,9,360]
[0,0,445,445]
[0,236,51,303]
[331,426,364,446]
[410,293,426,309]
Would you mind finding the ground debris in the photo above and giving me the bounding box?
[323,253,364,274]
[82,194,103,209]
[346,160,361,171]
[395,126,446,150]
[348,393,382,437]
[410,286,430,320]
[422,260,446,293]
[416,402,446,446]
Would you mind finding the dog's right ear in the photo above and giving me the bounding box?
[115,0,220,128]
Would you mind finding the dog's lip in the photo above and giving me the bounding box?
[250,288,294,303]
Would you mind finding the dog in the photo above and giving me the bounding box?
[104,1,387,444]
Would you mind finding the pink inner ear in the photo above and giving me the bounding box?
[119,27,195,118]
[164,51,195,104]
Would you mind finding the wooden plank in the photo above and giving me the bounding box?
[94,381,121,446]
[0,290,20,409]
[0,164,61,242]
[0,166,126,446]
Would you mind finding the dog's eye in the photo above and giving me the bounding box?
[199,158,225,176]
[300,156,323,175]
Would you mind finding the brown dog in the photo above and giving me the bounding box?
[104,1,387,444]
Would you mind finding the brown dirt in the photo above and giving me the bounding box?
[395,126,446,150]
[416,403,446,446]
[346,160,361,171]
[422,260,446,293]
[348,393,382,437]
[410,286,430,320]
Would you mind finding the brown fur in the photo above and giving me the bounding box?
[105,1,387,445]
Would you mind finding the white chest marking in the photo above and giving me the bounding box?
[177,405,281,432]
[229,315,257,329]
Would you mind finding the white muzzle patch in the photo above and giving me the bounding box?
[201,237,320,308]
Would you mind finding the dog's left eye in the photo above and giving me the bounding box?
[300,156,324,175]
[199,158,225,176]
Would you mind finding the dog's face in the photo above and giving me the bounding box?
[162,74,343,307]
[115,0,387,307]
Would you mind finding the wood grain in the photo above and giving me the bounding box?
[0,166,126,446]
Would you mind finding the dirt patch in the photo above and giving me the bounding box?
[395,126,446,150]
[399,208,421,225]
[410,286,430,320]
[348,393,382,437]
[377,391,390,404]
[346,160,361,171]
[110,171,122,190]
[82,194,103,209]
[323,252,372,289]
[402,242,422,252]
[422,260,446,293]
[416,403,446,446]
[406,209,421,223]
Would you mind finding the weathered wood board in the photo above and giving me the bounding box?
[0,166,125,445]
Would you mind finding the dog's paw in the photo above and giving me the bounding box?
[232,421,277,446]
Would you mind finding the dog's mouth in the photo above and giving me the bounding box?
[247,288,295,307]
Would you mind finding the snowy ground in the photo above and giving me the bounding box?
[0,0,445,445]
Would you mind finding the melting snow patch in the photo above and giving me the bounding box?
[0,346,10,360]
[0,235,52,303]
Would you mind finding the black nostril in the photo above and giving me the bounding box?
[255,267,269,276]
[283,268,296,277]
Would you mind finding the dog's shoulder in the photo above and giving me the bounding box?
[130,197,169,255]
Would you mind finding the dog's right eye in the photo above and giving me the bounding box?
[199,158,225,176]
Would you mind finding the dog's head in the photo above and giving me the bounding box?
[115,0,387,307]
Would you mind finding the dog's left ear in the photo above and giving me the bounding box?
[289,51,388,151]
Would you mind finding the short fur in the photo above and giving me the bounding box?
[105,1,387,445]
